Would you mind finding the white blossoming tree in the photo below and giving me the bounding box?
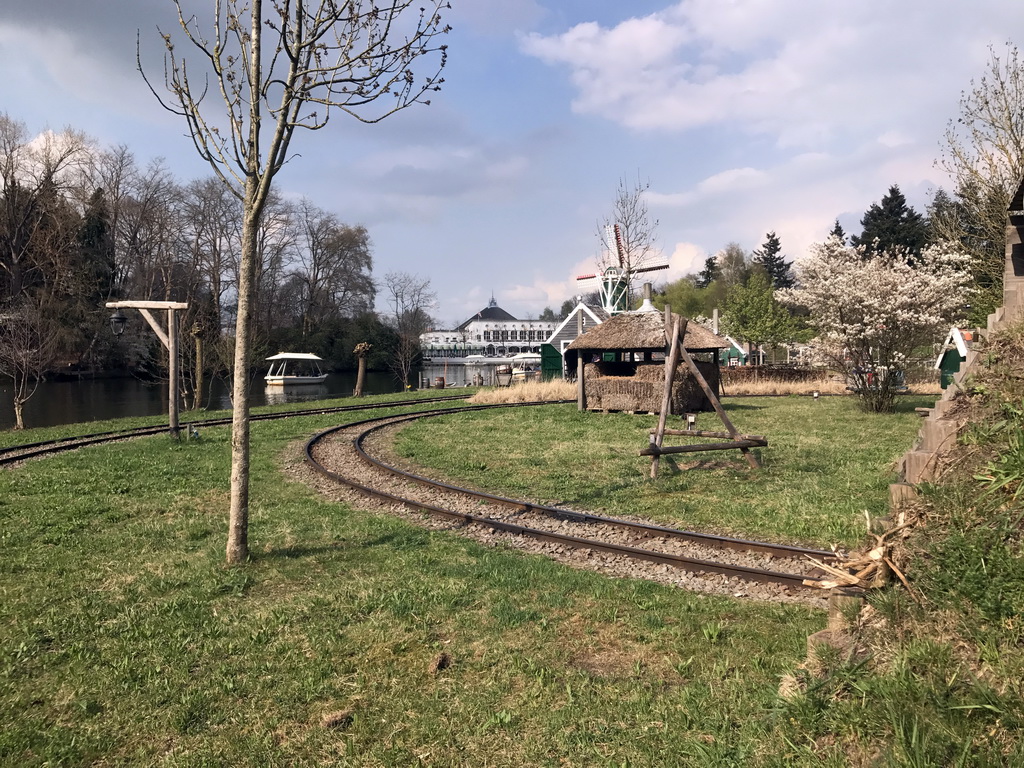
[779,237,973,412]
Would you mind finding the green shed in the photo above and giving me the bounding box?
[934,327,971,389]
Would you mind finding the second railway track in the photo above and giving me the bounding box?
[304,404,840,606]
[0,394,471,467]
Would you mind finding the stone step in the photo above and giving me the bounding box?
[904,450,937,484]
[919,418,959,453]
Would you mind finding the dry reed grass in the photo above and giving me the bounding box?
[723,377,849,396]
[467,379,576,404]
[467,373,942,402]
[724,379,942,396]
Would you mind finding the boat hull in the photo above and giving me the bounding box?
[265,375,328,386]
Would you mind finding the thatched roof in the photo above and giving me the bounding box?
[566,311,727,352]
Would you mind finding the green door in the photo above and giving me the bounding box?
[540,344,562,380]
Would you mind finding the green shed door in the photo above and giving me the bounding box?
[540,344,563,380]
[938,349,963,389]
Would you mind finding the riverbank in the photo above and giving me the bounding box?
[0,369,402,431]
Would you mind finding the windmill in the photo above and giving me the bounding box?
[576,224,668,314]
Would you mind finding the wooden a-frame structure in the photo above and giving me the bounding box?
[642,311,767,478]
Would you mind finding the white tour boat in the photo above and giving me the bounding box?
[264,352,328,386]
[510,352,542,382]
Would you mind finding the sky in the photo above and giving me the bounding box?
[2,1,1023,328]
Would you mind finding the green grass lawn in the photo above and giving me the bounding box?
[0,393,932,766]
[392,395,936,550]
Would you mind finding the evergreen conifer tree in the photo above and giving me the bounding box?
[829,219,847,244]
[751,231,793,289]
[694,255,720,289]
[851,184,929,256]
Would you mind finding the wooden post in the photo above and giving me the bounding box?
[576,307,585,411]
[167,307,180,437]
[193,326,204,411]
[651,313,686,479]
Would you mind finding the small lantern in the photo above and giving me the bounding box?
[812,390,820,400]
[109,309,128,337]
[685,413,697,430]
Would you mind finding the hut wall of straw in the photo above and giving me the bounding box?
[583,359,719,413]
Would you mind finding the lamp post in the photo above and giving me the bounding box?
[106,300,189,437]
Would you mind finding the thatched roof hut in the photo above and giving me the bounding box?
[565,311,728,413]
[565,311,727,360]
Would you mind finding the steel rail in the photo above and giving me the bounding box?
[304,405,837,590]
[0,394,471,466]
[351,411,836,562]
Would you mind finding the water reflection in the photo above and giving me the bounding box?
[263,383,329,405]
[0,370,401,431]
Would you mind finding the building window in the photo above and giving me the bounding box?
[483,331,491,341]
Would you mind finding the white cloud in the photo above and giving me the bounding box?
[520,1,1024,151]
[665,241,705,278]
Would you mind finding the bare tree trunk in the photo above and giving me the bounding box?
[355,356,367,397]
[193,332,204,410]
[226,207,259,564]
[13,399,25,430]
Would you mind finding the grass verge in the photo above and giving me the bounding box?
[392,395,934,549]
[0,387,957,766]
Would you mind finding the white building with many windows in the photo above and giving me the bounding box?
[421,297,557,359]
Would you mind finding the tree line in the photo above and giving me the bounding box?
[0,113,436,427]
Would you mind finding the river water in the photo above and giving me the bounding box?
[0,370,404,431]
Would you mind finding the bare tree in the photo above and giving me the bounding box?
[0,298,61,429]
[597,173,660,302]
[0,114,92,299]
[383,271,435,389]
[936,43,1024,317]
[293,199,374,336]
[716,242,750,288]
[142,0,449,563]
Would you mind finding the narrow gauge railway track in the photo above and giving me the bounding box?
[304,404,841,605]
[0,394,470,467]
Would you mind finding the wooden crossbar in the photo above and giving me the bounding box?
[641,438,767,457]
[650,428,768,441]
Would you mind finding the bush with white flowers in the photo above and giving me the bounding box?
[779,237,973,412]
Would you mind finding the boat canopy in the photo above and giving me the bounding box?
[266,352,324,361]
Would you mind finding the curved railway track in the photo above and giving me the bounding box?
[0,394,470,467]
[303,404,841,605]
[4,395,841,604]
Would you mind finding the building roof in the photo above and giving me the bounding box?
[547,302,608,339]
[566,311,728,353]
[455,297,518,331]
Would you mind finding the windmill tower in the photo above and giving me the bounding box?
[576,224,668,314]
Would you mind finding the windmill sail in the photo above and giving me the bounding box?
[579,224,668,314]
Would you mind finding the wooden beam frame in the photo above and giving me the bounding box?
[106,300,188,437]
[648,313,763,477]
